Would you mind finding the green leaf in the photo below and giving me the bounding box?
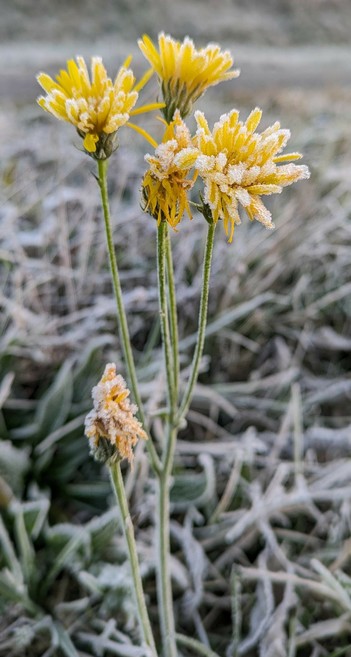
[0,569,38,615]
[0,569,26,604]
[21,499,50,540]
[72,336,113,404]
[0,440,30,497]
[34,360,73,442]
[44,528,90,591]
[87,508,118,553]
[53,621,80,657]
[170,456,216,511]
[13,504,36,585]
[170,472,208,505]
[0,514,22,579]
[35,413,86,456]
[64,481,111,502]
[48,435,88,483]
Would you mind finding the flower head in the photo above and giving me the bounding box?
[142,110,198,228]
[194,108,310,242]
[138,33,239,122]
[85,364,147,465]
[37,56,162,159]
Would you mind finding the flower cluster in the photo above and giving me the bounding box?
[138,33,309,239]
[85,364,147,464]
[37,33,310,239]
[143,108,309,241]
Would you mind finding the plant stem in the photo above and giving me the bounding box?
[110,462,157,657]
[156,220,179,656]
[177,223,216,424]
[175,633,221,657]
[97,159,161,474]
[165,231,179,404]
[157,426,178,657]
[157,220,176,420]
[97,159,139,409]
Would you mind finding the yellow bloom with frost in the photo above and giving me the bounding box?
[142,110,198,228]
[37,56,163,159]
[138,33,239,122]
[194,108,310,242]
[85,363,147,465]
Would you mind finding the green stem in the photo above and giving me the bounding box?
[110,462,157,657]
[157,428,178,657]
[165,231,179,404]
[157,221,176,420]
[175,633,221,657]
[177,222,216,423]
[156,220,179,656]
[97,159,161,474]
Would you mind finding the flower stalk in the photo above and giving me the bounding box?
[156,220,182,656]
[155,221,216,657]
[110,462,157,657]
[157,220,177,420]
[156,428,178,657]
[97,159,161,474]
[165,231,179,404]
[177,221,216,424]
[97,159,140,406]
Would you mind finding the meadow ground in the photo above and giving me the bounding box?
[1,1,351,655]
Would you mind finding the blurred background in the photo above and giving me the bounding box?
[1,1,351,655]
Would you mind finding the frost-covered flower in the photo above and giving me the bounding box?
[85,364,147,464]
[138,33,239,122]
[142,110,198,227]
[194,108,310,242]
[37,56,162,158]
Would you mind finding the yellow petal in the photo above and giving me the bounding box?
[245,107,262,133]
[83,133,99,152]
[273,152,302,163]
[122,54,133,69]
[130,102,165,116]
[133,67,154,93]
[138,35,162,74]
[248,184,282,195]
[126,122,158,148]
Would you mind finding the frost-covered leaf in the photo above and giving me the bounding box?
[0,440,29,497]
[34,360,73,442]
[72,335,114,404]
[19,499,50,540]
[45,530,91,591]
[53,621,80,657]
[12,504,36,585]
[87,508,118,553]
[170,455,216,511]
[0,514,22,578]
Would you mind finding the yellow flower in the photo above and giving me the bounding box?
[37,56,163,159]
[194,108,310,242]
[142,110,198,228]
[85,363,147,465]
[138,33,239,122]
